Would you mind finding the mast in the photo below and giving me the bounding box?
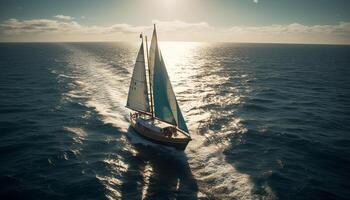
[145,35,154,118]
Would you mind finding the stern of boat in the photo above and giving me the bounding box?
[129,113,191,151]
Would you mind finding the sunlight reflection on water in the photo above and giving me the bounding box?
[159,42,261,199]
[53,42,270,200]
[2,42,347,200]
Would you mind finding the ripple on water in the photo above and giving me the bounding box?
[1,43,349,200]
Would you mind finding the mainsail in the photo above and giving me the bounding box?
[126,42,150,112]
[149,27,189,133]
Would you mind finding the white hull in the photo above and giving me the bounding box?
[130,114,191,150]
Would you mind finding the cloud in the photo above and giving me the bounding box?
[224,22,350,44]
[228,22,350,36]
[54,15,74,20]
[0,18,81,34]
[108,23,149,33]
[0,18,211,35]
[152,20,211,31]
[253,0,258,3]
[0,18,349,44]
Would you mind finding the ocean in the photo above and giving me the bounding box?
[0,42,349,200]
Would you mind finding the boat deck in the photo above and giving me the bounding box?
[132,115,190,140]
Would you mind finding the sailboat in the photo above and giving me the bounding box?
[126,25,191,151]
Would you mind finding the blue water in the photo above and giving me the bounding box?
[0,42,349,200]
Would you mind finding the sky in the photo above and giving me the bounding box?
[0,0,350,44]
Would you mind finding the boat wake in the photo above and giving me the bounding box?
[51,43,274,200]
[183,108,262,199]
[54,44,130,130]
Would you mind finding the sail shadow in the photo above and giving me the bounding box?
[120,127,198,200]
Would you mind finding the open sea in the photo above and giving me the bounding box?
[0,42,349,200]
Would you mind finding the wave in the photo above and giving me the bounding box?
[50,43,275,200]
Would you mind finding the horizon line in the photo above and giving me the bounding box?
[0,40,349,46]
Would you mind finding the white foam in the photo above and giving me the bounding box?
[58,45,131,130]
[185,131,258,200]
[64,126,87,144]
[55,44,274,200]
